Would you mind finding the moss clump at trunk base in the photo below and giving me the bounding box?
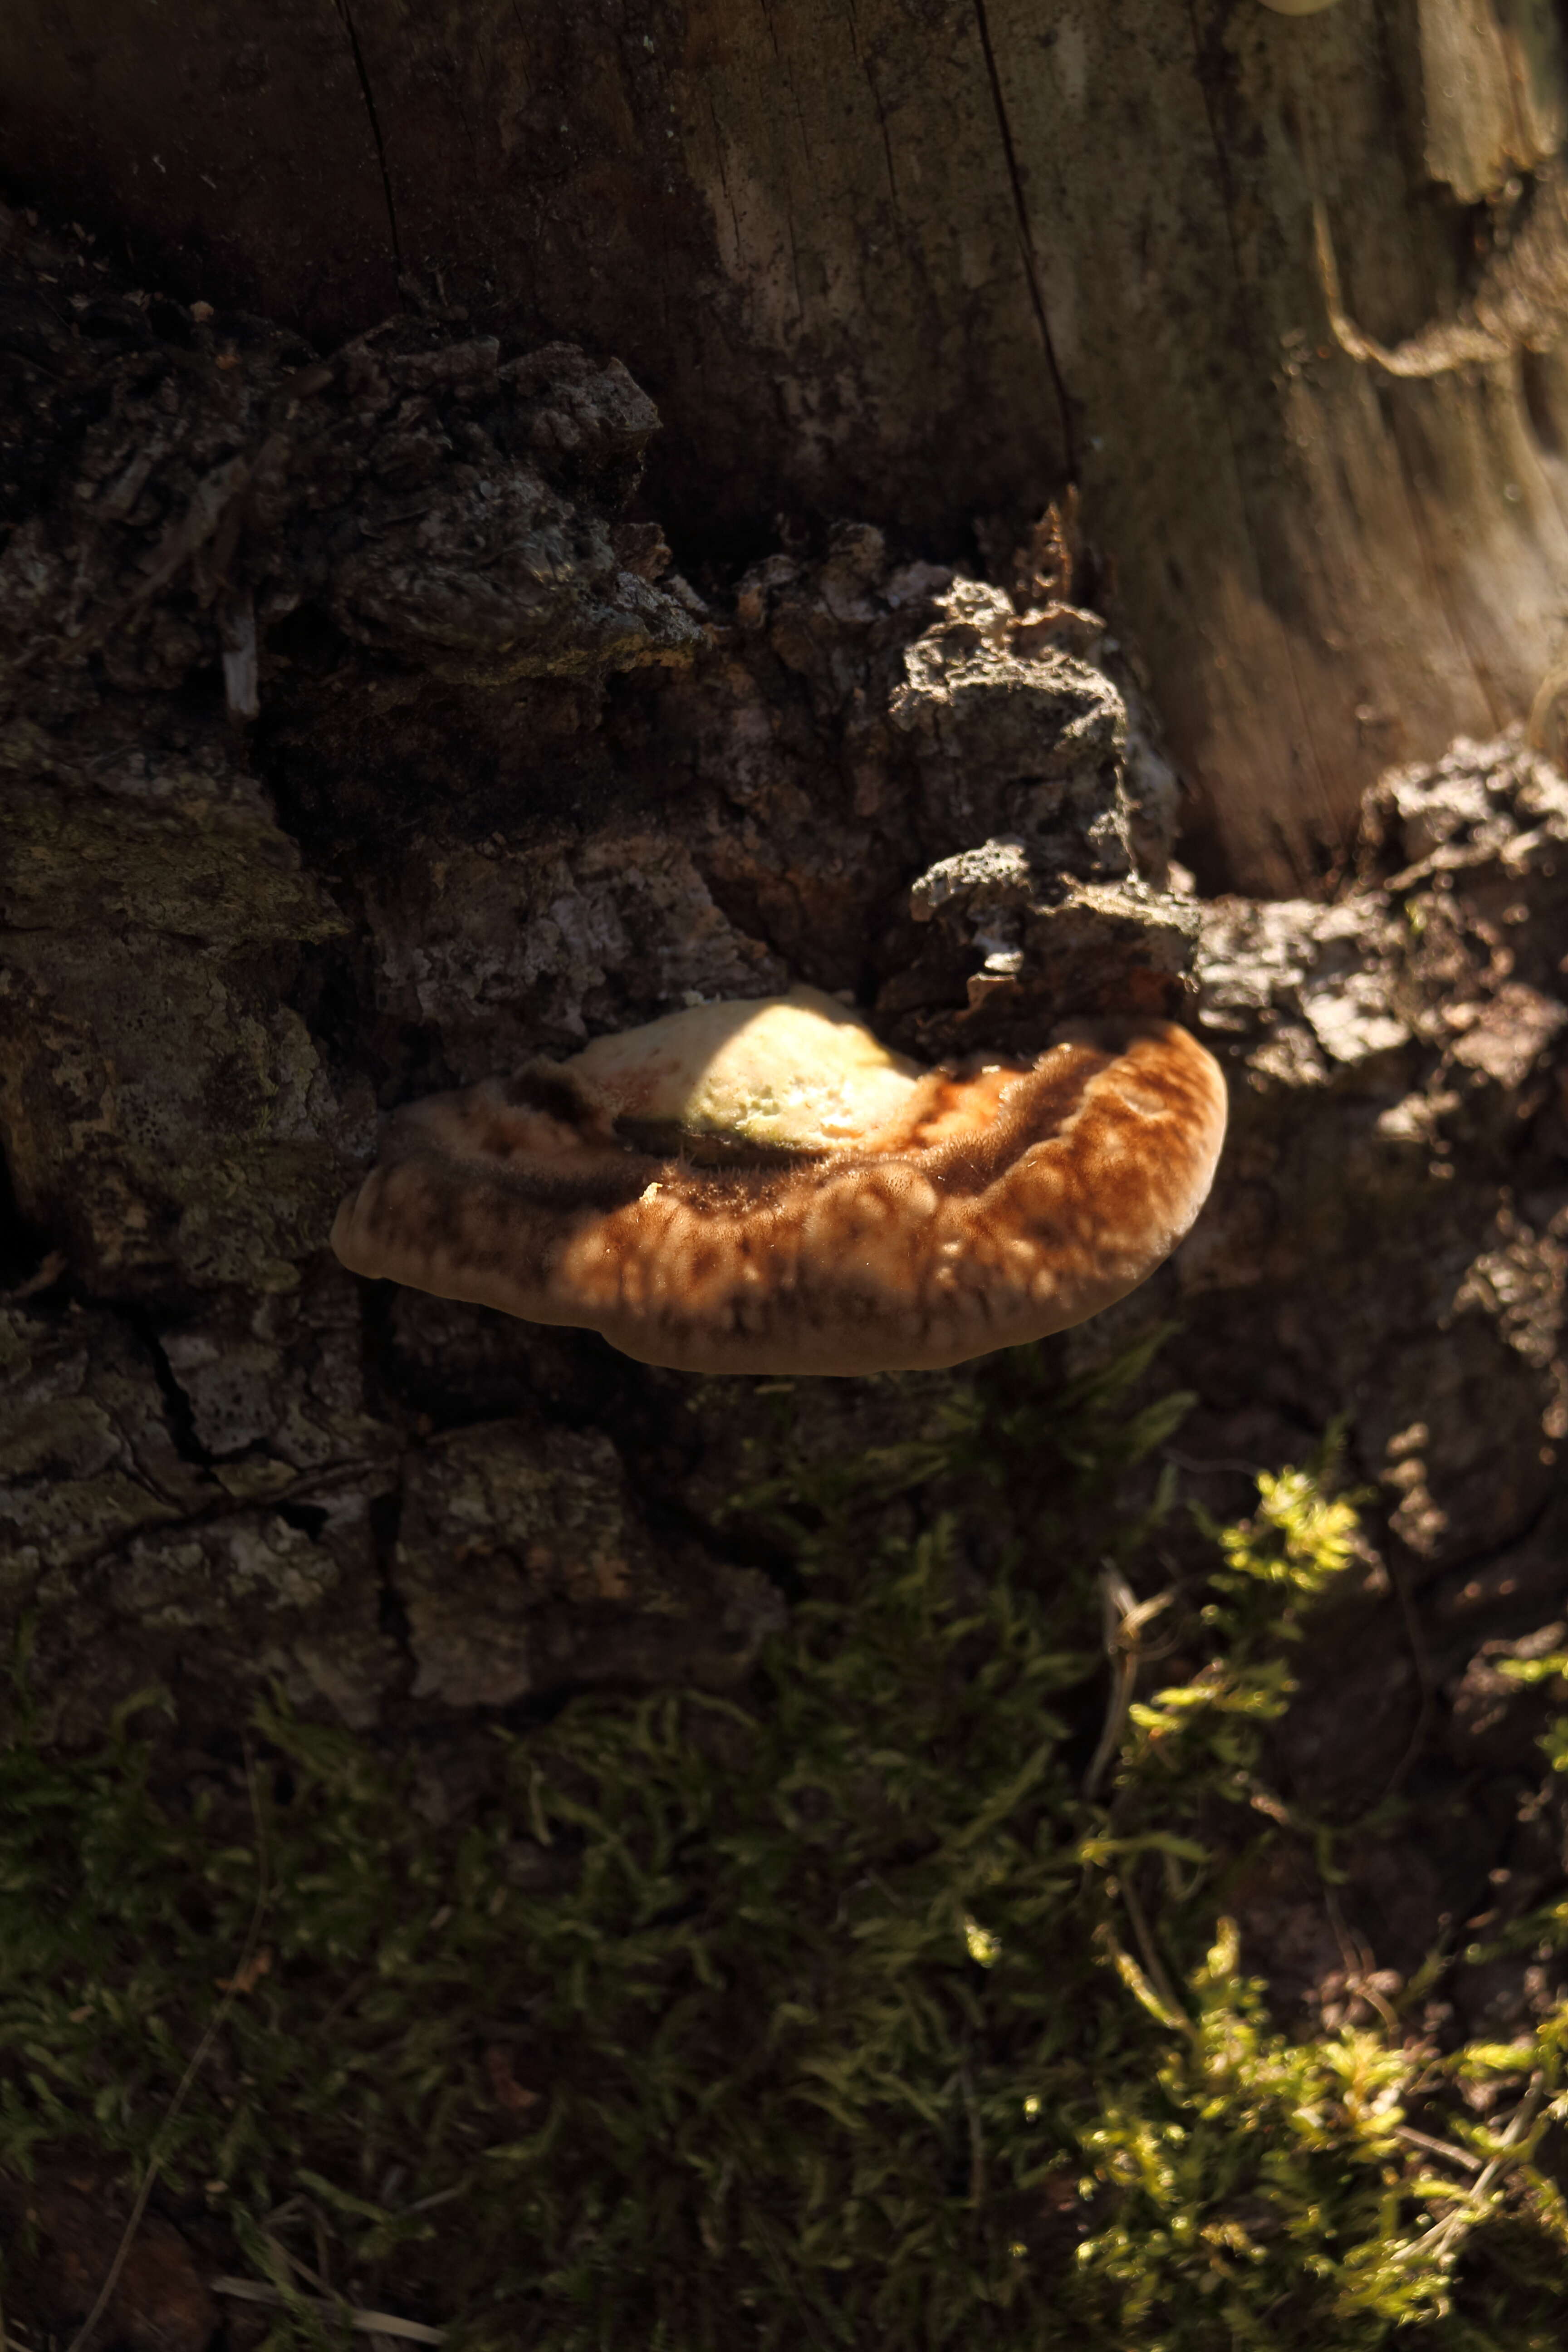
[2,1345,1567,2349]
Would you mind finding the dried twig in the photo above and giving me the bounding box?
[958,2057,985,2209]
[208,2278,444,2343]
[1323,1885,1401,2037]
[1119,1868,1193,2037]
[1083,1566,1173,1800]
[1395,2125,1483,2176]
[1400,2072,1546,2269]
[1314,168,1568,380]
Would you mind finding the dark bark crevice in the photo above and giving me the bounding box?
[331,0,404,278]
[970,0,1078,481]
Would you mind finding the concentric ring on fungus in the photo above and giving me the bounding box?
[330,989,1228,1376]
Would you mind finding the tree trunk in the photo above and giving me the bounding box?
[8,0,1568,887]
[2,4,1568,2328]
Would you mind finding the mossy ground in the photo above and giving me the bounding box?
[3,1342,1567,2348]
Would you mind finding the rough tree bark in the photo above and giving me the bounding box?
[10,0,1568,886]
[1,0,1567,2269]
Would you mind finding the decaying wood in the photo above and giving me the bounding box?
[0,216,1563,1921]
[8,1,1568,885]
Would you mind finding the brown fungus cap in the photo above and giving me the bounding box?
[330,990,1227,1377]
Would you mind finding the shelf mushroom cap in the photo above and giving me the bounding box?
[331,989,1228,1377]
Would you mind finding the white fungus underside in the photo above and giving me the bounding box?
[563,987,927,1150]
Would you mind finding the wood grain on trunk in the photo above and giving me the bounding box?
[5,0,1568,885]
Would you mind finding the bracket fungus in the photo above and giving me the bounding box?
[332,990,1227,1376]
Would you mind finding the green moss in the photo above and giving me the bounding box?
[1,1347,1565,2347]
